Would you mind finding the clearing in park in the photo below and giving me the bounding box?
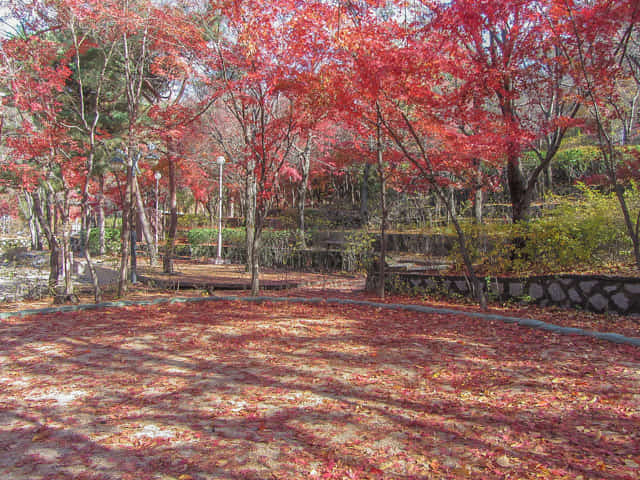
[1,299,638,479]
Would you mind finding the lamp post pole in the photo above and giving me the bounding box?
[154,171,161,264]
[215,155,225,265]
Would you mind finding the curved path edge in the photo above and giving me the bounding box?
[1,295,639,348]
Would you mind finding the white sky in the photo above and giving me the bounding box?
[0,5,19,38]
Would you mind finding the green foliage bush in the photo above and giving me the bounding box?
[553,147,603,185]
[187,227,244,258]
[451,185,636,274]
[521,146,640,191]
[342,230,375,272]
[88,227,121,255]
[0,238,30,252]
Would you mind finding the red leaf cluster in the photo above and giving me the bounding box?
[1,300,638,479]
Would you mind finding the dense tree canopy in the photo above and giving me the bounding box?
[0,0,638,299]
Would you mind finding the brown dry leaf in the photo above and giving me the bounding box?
[31,431,51,442]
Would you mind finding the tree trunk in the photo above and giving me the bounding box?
[298,135,312,248]
[379,110,487,309]
[250,227,260,296]
[81,222,102,303]
[118,162,134,296]
[449,206,487,310]
[378,181,387,299]
[360,162,370,225]
[298,189,307,247]
[80,155,102,303]
[59,191,75,302]
[614,183,640,270]
[24,192,42,250]
[97,174,106,256]
[507,153,531,223]
[376,114,387,299]
[134,176,157,265]
[473,159,483,224]
[447,186,456,225]
[32,190,63,296]
[163,156,178,274]
[545,163,553,195]
[245,165,257,273]
[474,188,483,224]
[208,194,215,230]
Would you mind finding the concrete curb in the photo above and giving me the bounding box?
[1,295,638,348]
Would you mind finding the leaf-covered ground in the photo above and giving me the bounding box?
[277,280,640,340]
[1,299,639,479]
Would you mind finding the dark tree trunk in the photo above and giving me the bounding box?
[245,165,256,274]
[133,177,156,265]
[298,136,312,248]
[376,111,387,299]
[250,228,260,296]
[32,190,62,296]
[117,161,134,296]
[97,174,106,256]
[506,153,531,223]
[163,156,178,274]
[360,162,370,225]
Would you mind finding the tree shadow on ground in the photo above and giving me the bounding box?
[0,300,638,479]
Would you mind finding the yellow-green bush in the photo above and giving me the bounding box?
[451,185,637,274]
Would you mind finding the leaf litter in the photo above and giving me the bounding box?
[0,299,638,479]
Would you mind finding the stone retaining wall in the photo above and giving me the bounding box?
[368,271,640,315]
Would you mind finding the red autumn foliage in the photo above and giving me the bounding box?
[1,300,638,479]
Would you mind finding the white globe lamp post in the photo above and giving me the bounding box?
[215,156,225,265]
[154,171,162,262]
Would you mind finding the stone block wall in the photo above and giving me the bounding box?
[368,271,640,315]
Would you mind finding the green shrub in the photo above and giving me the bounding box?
[186,227,300,267]
[187,227,245,258]
[553,147,603,185]
[450,186,635,274]
[342,230,375,272]
[88,227,121,255]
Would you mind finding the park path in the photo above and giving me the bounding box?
[1,261,638,346]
